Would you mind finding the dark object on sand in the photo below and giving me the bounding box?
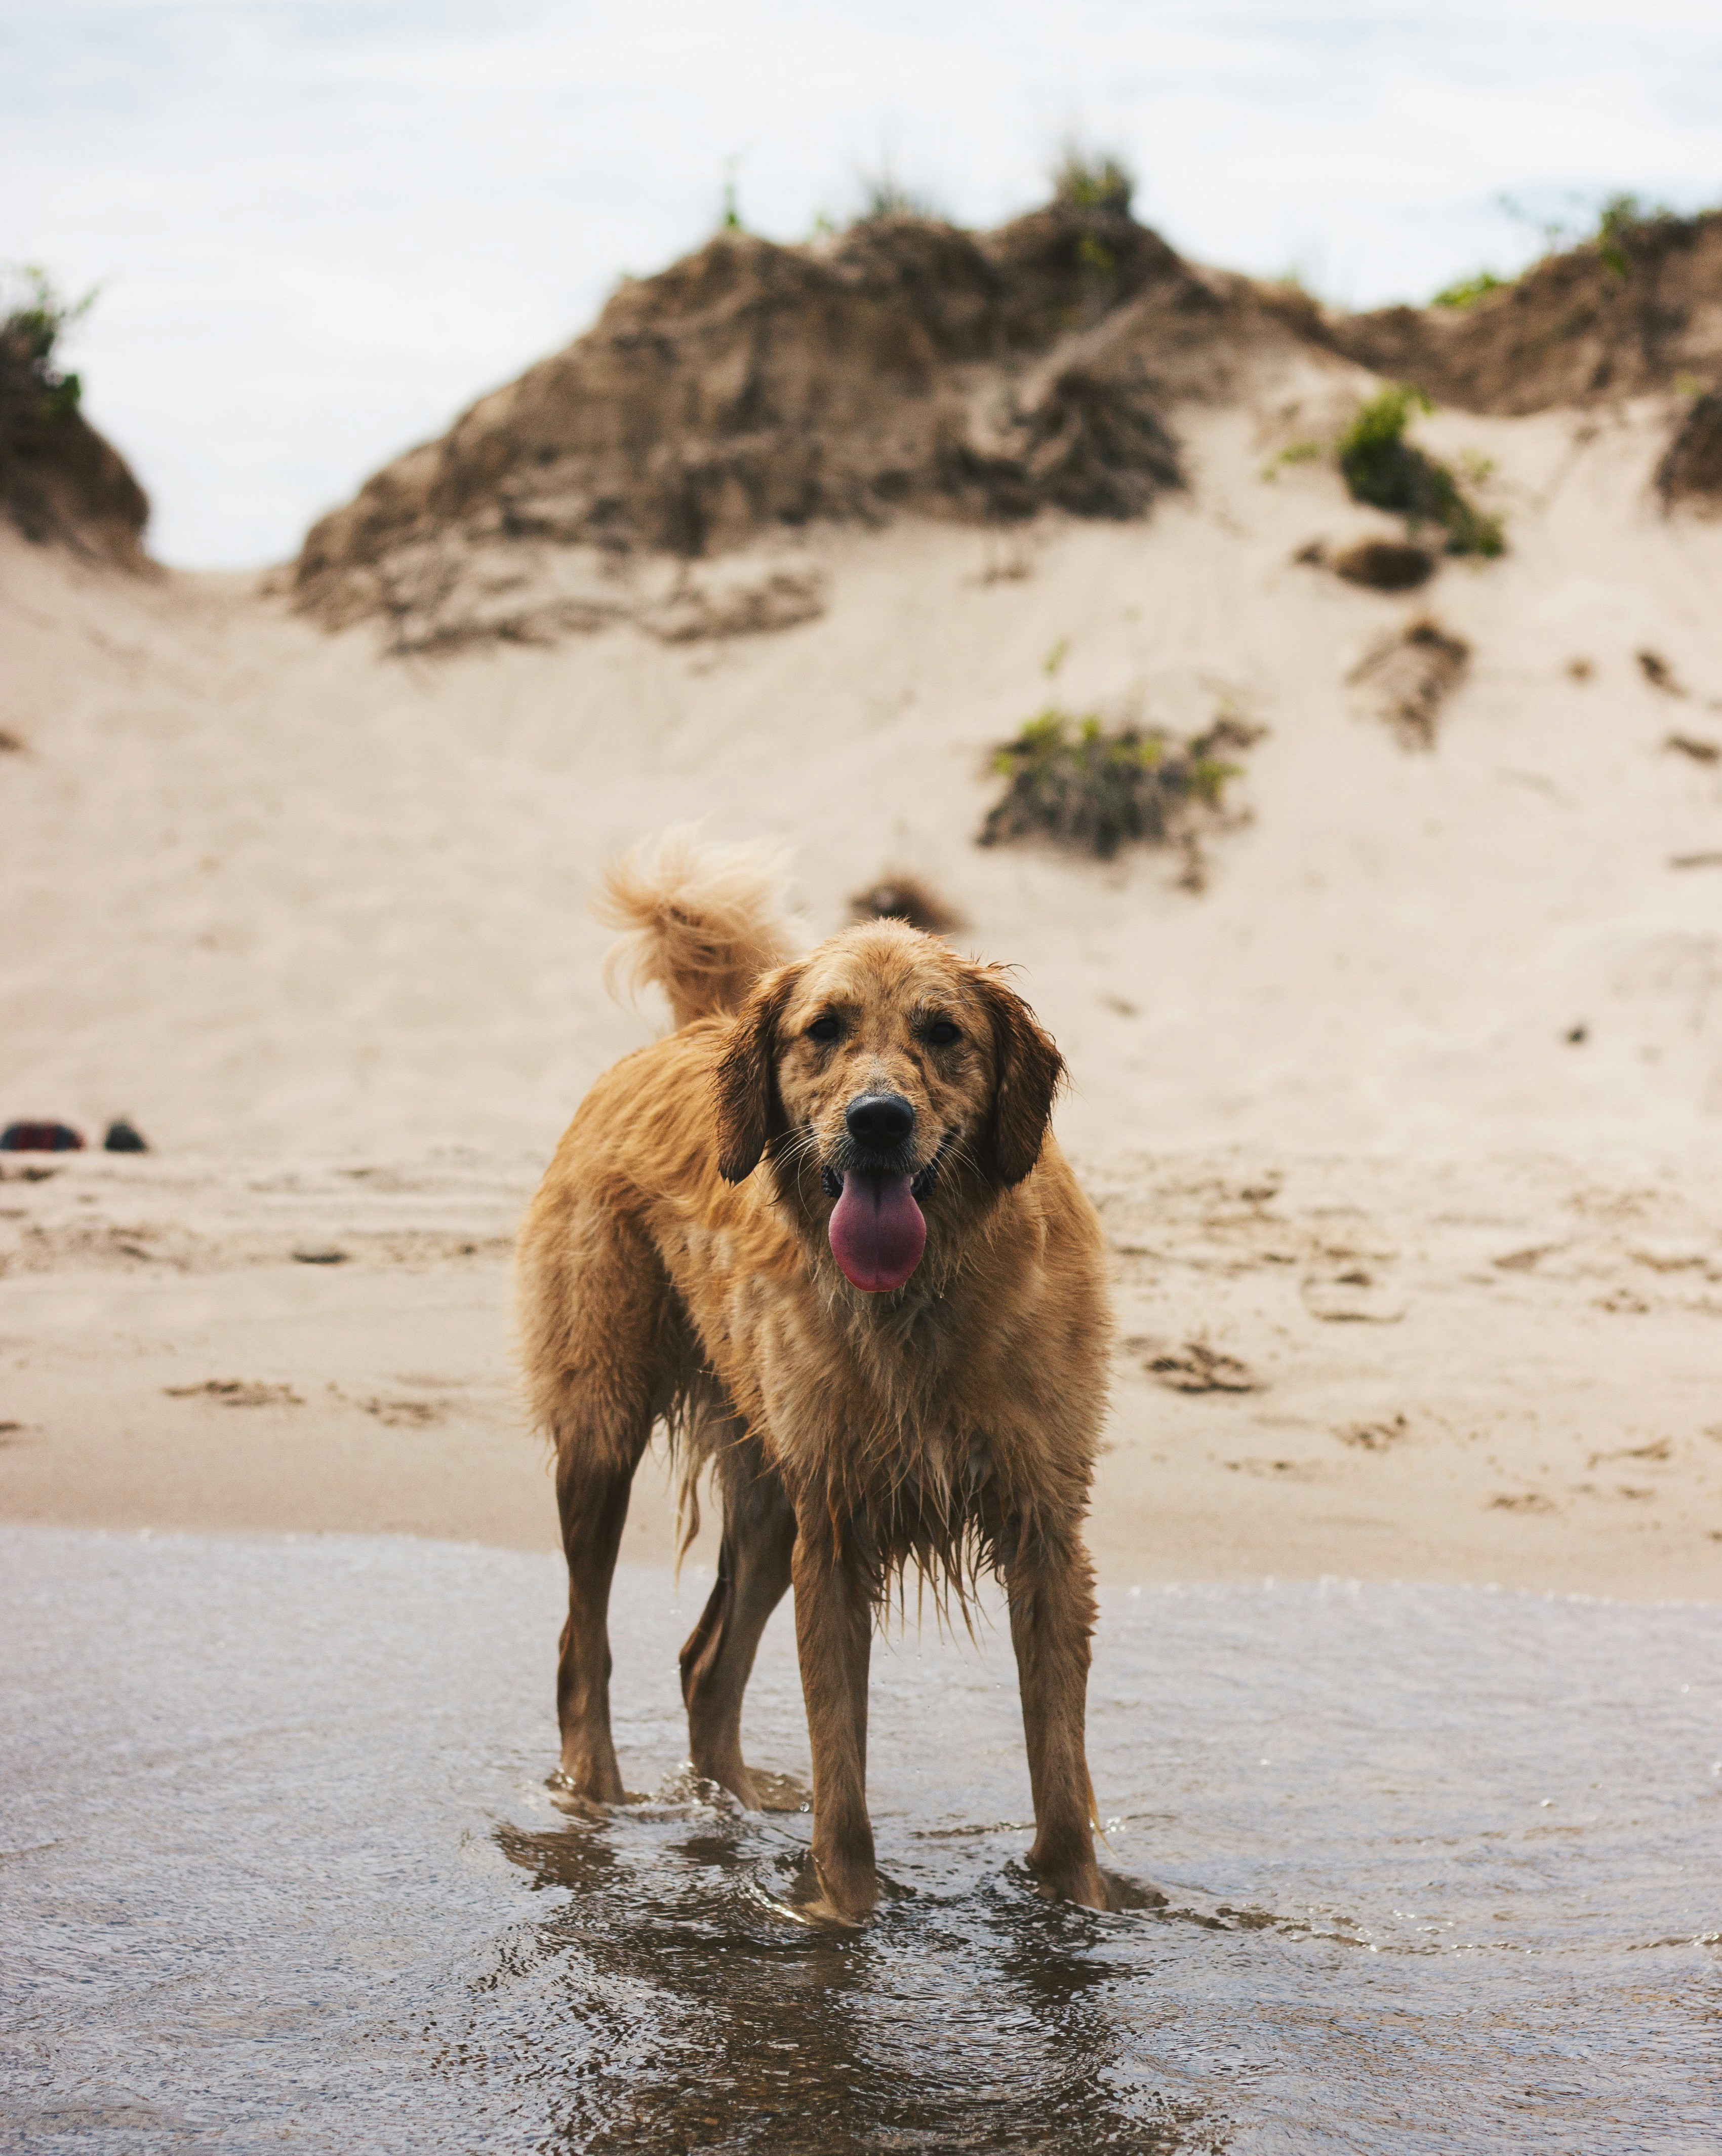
[1664,732,1720,764]
[1657,390,1722,508]
[1332,539,1435,592]
[850,874,965,936]
[1637,649,1686,695]
[103,1117,149,1153]
[1348,617,1471,751]
[1,1119,84,1152]
[292,1245,349,1266]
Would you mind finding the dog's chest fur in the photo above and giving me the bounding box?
[683,1241,1063,1530]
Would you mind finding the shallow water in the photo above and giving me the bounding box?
[1,1530,1717,2153]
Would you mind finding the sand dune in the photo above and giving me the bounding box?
[8,380,1722,1159]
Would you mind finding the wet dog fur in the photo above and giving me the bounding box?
[517,832,1115,1921]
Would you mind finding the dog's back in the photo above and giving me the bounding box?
[593,828,798,1031]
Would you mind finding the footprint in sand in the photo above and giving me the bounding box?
[164,1380,304,1408]
[1301,1268,1406,1324]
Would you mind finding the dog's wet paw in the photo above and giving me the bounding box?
[544,1771,648,1817]
[768,1851,877,1930]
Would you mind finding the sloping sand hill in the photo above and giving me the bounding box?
[4,210,1722,1597]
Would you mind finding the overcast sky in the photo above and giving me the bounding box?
[7,0,1720,567]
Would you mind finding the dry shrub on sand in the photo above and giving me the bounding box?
[979,707,1262,883]
[849,874,966,936]
[1348,618,1470,750]
[1332,538,1435,592]
[1658,391,1722,509]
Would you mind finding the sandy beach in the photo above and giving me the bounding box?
[9,118,1722,2153]
[4,1134,1719,1598]
[5,369,1722,1603]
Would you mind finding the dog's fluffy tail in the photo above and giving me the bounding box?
[594,827,799,1029]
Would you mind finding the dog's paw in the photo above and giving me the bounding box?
[774,1850,877,1929]
[545,1770,649,1816]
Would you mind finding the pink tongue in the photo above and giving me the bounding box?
[828,1172,927,1292]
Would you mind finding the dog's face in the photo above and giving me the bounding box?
[714,922,1063,1292]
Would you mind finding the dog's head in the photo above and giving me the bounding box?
[714,920,1063,1292]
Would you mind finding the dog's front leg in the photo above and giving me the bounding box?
[790,1527,877,1924]
[1006,1528,1111,1910]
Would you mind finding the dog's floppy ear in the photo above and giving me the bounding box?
[974,969,1065,1187]
[713,964,798,1182]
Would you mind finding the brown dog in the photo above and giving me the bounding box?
[517,834,1115,1922]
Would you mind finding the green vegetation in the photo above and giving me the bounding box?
[1337,384,1504,558]
[1259,439,1321,482]
[979,706,1258,865]
[1075,231,1118,279]
[1496,187,1686,280]
[852,169,943,224]
[719,158,744,233]
[1431,269,1506,309]
[2,266,94,420]
[1595,191,1676,278]
[1050,144,1135,218]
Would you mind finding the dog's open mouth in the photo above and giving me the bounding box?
[828,1171,927,1293]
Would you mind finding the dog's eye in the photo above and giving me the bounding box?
[926,1020,962,1047]
[807,1014,842,1044]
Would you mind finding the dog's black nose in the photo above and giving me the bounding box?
[846,1092,915,1151]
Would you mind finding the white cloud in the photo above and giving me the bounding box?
[5,0,1718,564]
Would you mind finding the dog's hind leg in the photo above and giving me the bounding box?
[552,1427,650,1804]
[519,1198,671,1805]
[677,1430,796,1807]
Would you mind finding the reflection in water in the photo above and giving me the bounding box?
[489,1815,1196,2152]
[2,1530,1718,2154]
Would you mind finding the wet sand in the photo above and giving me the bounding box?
[3,1527,1716,2154]
[4,1145,1719,1598]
